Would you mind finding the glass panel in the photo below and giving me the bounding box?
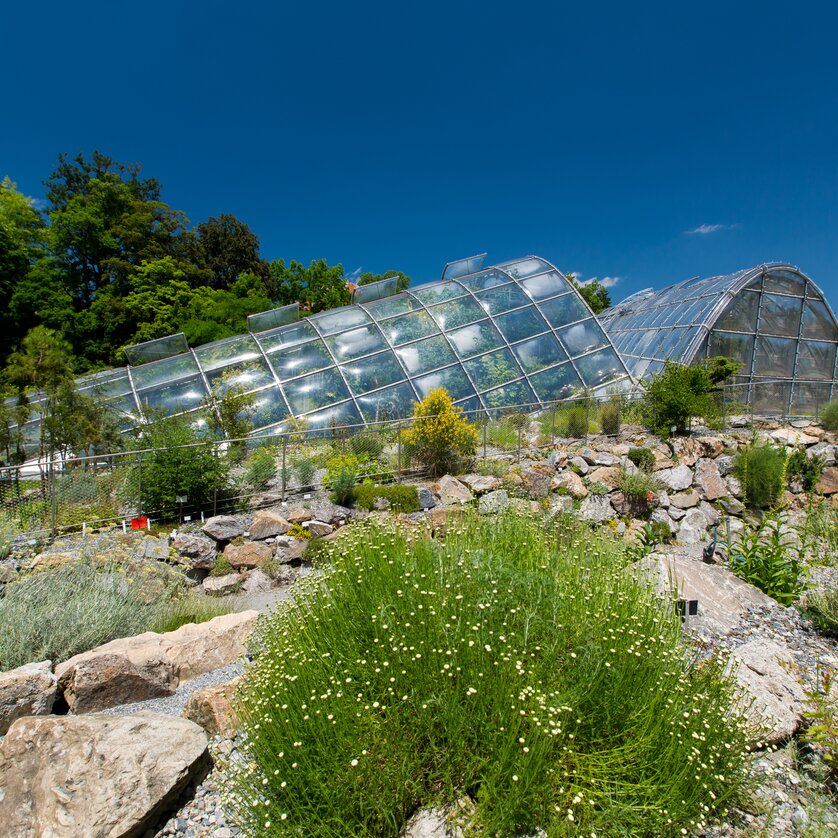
[310,306,370,335]
[792,383,832,415]
[326,325,387,361]
[205,358,273,395]
[257,320,319,353]
[500,258,550,280]
[512,333,567,373]
[442,253,486,280]
[521,271,572,302]
[763,270,805,296]
[281,368,351,414]
[395,335,457,375]
[105,393,140,428]
[136,374,208,414]
[413,366,477,401]
[708,331,754,370]
[362,294,422,320]
[383,310,439,346]
[474,283,530,315]
[795,341,836,380]
[752,380,791,413]
[302,400,363,431]
[754,336,796,377]
[529,363,583,402]
[574,348,625,389]
[454,395,484,419]
[341,351,406,394]
[356,382,416,422]
[715,290,759,332]
[447,320,504,359]
[124,333,189,366]
[249,387,289,429]
[494,306,549,343]
[80,371,134,399]
[464,348,522,391]
[428,296,485,330]
[269,340,333,381]
[455,269,512,292]
[556,320,608,357]
[537,294,590,329]
[410,281,467,305]
[194,334,262,372]
[130,353,200,390]
[247,303,298,333]
[802,299,837,341]
[759,294,803,337]
[482,379,538,413]
[352,275,400,305]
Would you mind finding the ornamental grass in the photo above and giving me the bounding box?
[224,510,749,837]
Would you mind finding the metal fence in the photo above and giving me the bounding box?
[0,380,827,539]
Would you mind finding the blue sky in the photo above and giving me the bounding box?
[2,1,837,306]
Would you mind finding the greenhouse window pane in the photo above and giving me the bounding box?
[464,347,522,391]
[341,351,406,394]
[708,331,754,370]
[310,306,370,335]
[447,320,504,359]
[194,335,262,372]
[302,400,362,431]
[454,395,484,419]
[494,306,549,343]
[512,333,566,373]
[130,353,200,391]
[205,358,274,395]
[752,380,791,413]
[428,296,485,330]
[394,335,457,375]
[795,341,836,380]
[362,293,423,320]
[754,336,796,377]
[414,365,477,401]
[802,299,837,341]
[79,370,134,399]
[105,394,140,429]
[455,269,512,292]
[249,388,289,430]
[410,281,467,305]
[282,368,351,415]
[537,294,590,329]
[574,348,624,389]
[326,325,387,361]
[257,320,319,353]
[269,340,333,381]
[529,363,583,402]
[792,383,833,415]
[356,382,416,422]
[136,374,208,414]
[500,258,550,280]
[715,290,759,332]
[383,310,439,346]
[473,283,530,315]
[763,271,806,296]
[759,294,803,337]
[482,379,538,413]
[557,320,608,357]
[521,271,572,302]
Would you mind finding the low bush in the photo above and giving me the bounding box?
[243,448,277,491]
[821,400,838,432]
[288,522,312,540]
[349,433,385,461]
[803,585,838,637]
[734,442,787,508]
[291,457,316,490]
[587,479,609,495]
[329,463,358,506]
[627,446,656,472]
[617,468,660,507]
[565,405,588,438]
[599,396,621,436]
[302,536,329,564]
[0,515,19,559]
[211,555,236,577]
[786,448,825,493]
[352,483,420,513]
[226,511,748,836]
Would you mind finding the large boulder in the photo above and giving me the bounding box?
[202,515,246,542]
[655,464,693,492]
[183,676,242,736]
[432,476,473,506]
[816,466,838,496]
[306,520,334,537]
[553,470,588,499]
[669,437,703,466]
[568,456,589,475]
[771,428,819,447]
[669,488,700,509]
[729,640,807,745]
[587,466,622,488]
[677,507,710,544]
[459,474,501,495]
[0,713,209,837]
[171,533,217,569]
[694,457,728,500]
[579,495,616,523]
[0,661,57,735]
[248,509,291,540]
[478,490,509,516]
[275,535,308,563]
[417,486,436,509]
[223,541,273,569]
[55,611,258,713]
[202,573,242,596]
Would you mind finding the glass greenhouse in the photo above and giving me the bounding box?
[599,262,838,414]
[15,256,630,448]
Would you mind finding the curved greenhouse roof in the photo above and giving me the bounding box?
[599,263,838,413]
[16,255,631,450]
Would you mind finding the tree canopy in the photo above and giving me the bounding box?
[568,275,612,314]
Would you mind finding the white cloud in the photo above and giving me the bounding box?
[578,275,621,289]
[686,223,734,235]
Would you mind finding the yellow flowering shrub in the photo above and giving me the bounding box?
[403,387,477,477]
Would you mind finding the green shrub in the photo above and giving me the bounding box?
[329,464,357,507]
[627,447,656,472]
[353,483,420,513]
[786,448,825,493]
[349,433,385,460]
[211,555,236,577]
[244,448,277,490]
[566,405,588,438]
[226,511,748,836]
[616,468,660,504]
[599,397,621,436]
[821,401,838,431]
[302,536,330,565]
[292,457,316,489]
[151,592,233,634]
[0,515,20,559]
[587,480,609,496]
[734,442,787,508]
[803,585,838,636]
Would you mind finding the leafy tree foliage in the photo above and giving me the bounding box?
[568,274,612,314]
[267,258,351,313]
[357,269,411,293]
[195,213,267,289]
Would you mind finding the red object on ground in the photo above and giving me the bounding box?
[131,516,148,530]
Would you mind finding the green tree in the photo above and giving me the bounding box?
[195,214,267,290]
[267,258,350,313]
[568,274,612,314]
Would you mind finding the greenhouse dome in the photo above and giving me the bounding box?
[15,255,631,450]
[599,262,838,414]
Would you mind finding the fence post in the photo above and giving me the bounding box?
[551,406,556,446]
[397,425,402,482]
[585,398,590,443]
[517,425,521,463]
[49,460,57,535]
[137,455,142,515]
[281,434,288,502]
[482,421,487,461]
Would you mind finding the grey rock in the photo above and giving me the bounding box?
[202,515,246,542]
[142,536,170,560]
[478,489,509,515]
[432,475,473,505]
[716,454,736,476]
[655,464,693,492]
[669,488,700,509]
[552,470,588,498]
[807,442,835,465]
[242,568,272,594]
[579,494,616,523]
[171,534,217,569]
[460,474,501,494]
[694,457,728,500]
[569,456,589,475]
[677,507,709,544]
[650,509,676,535]
[726,475,743,498]
[720,496,745,515]
[0,660,57,735]
[275,536,307,563]
[249,510,291,540]
[578,447,597,465]
[549,496,573,516]
[202,573,241,596]
[417,486,436,509]
[306,520,334,537]
[668,506,686,520]
[594,451,621,466]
